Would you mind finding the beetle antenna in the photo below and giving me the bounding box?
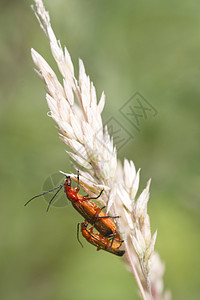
[46,184,65,212]
[25,184,65,207]
[77,169,80,189]
[77,222,84,248]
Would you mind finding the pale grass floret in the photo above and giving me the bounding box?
[31,1,171,300]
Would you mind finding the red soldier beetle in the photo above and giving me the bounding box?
[25,170,124,245]
[78,221,125,257]
[64,170,122,240]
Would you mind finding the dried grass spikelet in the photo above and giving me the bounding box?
[31,1,171,300]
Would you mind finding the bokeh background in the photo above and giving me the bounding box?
[1,0,200,299]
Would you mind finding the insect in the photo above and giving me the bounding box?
[64,171,121,239]
[78,221,125,257]
[25,171,124,248]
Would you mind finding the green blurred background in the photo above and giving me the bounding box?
[1,0,200,299]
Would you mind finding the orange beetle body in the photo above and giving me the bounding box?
[80,221,125,257]
[64,176,117,238]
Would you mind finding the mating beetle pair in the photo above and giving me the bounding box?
[25,171,125,256]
